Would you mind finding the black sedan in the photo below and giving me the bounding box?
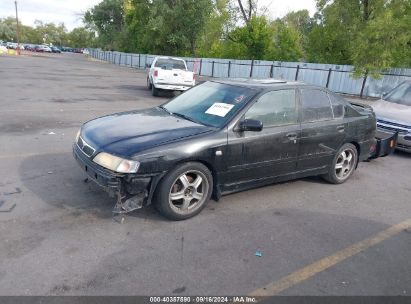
[51,46,61,53]
[73,79,381,220]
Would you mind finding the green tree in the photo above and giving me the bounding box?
[33,20,68,46]
[122,0,151,53]
[124,0,213,56]
[307,0,411,75]
[67,27,96,48]
[282,9,312,36]
[268,20,304,61]
[84,0,124,50]
[196,0,235,58]
[227,15,272,59]
[351,0,411,76]
[0,17,17,42]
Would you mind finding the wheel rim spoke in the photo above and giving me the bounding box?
[181,197,192,210]
[335,163,343,169]
[348,153,352,162]
[179,174,190,188]
[191,176,202,189]
[342,151,348,161]
[192,192,203,201]
[170,191,185,201]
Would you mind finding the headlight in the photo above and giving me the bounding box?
[75,129,81,142]
[93,152,140,173]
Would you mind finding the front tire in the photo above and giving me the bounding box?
[154,162,213,220]
[322,143,358,184]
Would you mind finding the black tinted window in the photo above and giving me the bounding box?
[328,93,345,118]
[301,89,333,122]
[155,58,186,70]
[245,90,297,127]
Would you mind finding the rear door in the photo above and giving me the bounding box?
[225,89,300,184]
[297,89,346,171]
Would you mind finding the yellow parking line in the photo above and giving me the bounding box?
[249,218,411,296]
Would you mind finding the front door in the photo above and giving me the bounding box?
[225,89,300,189]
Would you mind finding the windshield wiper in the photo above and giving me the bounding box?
[160,108,213,127]
[172,112,200,124]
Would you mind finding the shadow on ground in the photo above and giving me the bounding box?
[18,152,162,222]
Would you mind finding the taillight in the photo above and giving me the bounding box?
[193,73,196,80]
[154,70,158,77]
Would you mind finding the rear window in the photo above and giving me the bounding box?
[154,58,186,70]
[328,93,345,118]
[301,89,333,122]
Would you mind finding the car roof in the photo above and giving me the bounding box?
[211,78,316,90]
[155,56,185,62]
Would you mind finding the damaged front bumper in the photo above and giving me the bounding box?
[73,144,163,214]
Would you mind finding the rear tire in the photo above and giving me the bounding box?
[151,83,159,96]
[154,162,213,220]
[147,77,152,90]
[322,143,358,184]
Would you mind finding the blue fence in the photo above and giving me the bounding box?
[88,49,411,98]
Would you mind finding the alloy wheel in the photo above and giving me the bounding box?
[168,170,209,214]
[335,149,355,180]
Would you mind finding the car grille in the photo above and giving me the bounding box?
[376,119,411,135]
[77,136,96,157]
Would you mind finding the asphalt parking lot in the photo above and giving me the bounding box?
[0,53,410,296]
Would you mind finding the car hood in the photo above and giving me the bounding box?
[371,99,411,125]
[81,107,215,158]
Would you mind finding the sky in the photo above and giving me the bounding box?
[0,0,317,31]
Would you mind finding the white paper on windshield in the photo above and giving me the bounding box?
[205,103,235,117]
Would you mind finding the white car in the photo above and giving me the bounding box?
[147,56,195,96]
[372,81,411,153]
[43,46,52,53]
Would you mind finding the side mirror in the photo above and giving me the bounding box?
[381,91,387,99]
[146,63,151,68]
[238,119,263,132]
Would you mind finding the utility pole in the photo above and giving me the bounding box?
[15,0,20,55]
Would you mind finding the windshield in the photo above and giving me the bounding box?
[384,82,411,106]
[163,82,257,128]
[155,58,186,70]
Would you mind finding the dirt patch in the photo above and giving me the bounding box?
[52,98,77,103]
[0,117,75,134]
[1,235,46,260]
[77,85,108,90]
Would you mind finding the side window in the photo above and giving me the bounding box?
[245,90,297,127]
[301,89,333,122]
[328,93,345,119]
